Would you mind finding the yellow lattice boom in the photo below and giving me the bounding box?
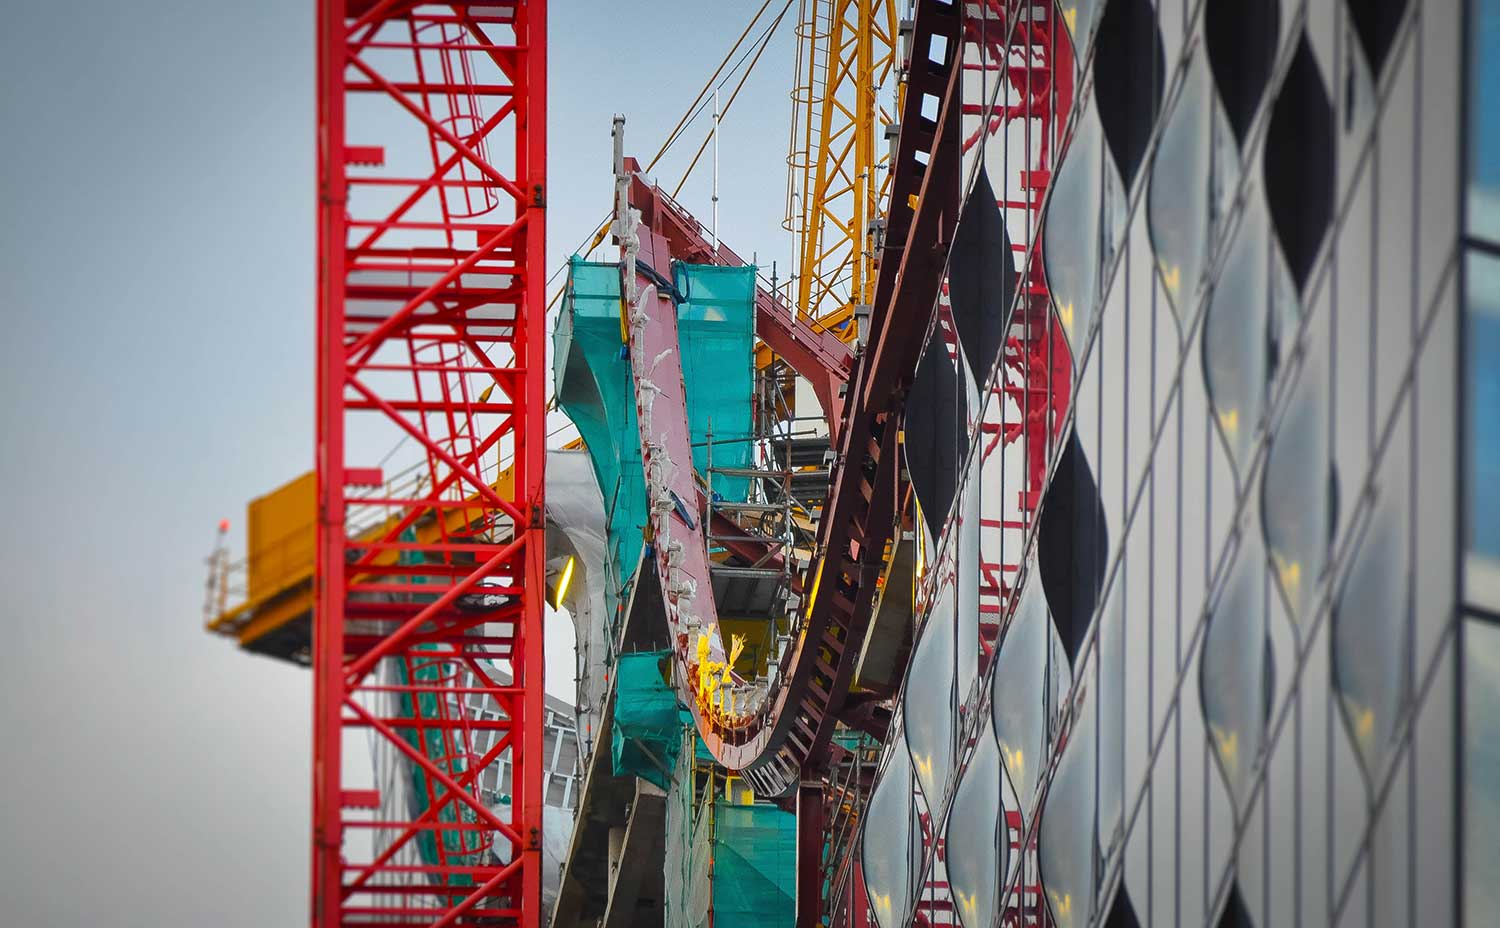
[784,0,900,341]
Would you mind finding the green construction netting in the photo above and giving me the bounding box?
[663,729,797,928]
[394,531,486,885]
[666,734,693,928]
[672,262,756,503]
[395,651,487,883]
[555,258,646,617]
[611,651,682,790]
[554,260,758,613]
[708,801,796,927]
[664,728,699,928]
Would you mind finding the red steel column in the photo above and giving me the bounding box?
[312,3,546,926]
[516,0,547,915]
[796,780,826,928]
[313,0,348,923]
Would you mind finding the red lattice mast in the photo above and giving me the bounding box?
[313,2,546,925]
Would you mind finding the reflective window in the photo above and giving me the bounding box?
[960,455,984,704]
[1100,888,1143,927]
[946,727,1005,928]
[1200,539,1273,812]
[1332,468,1412,784]
[863,740,922,928]
[977,383,1010,681]
[957,461,982,706]
[1058,0,1106,68]
[1464,618,1500,924]
[1147,50,1237,322]
[1039,692,1099,928]
[1044,105,1120,348]
[1201,205,1278,475]
[1216,882,1255,927]
[1261,361,1337,629]
[1467,251,1500,609]
[906,569,958,811]
[948,166,1015,388]
[992,572,1053,820]
[1469,0,1500,243]
[959,12,1008,188]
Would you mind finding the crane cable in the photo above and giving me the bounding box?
[650,0,780,175]
[543,0,797,312]
[392,3,801,469]
[542,0,798,453]
[669,0,796,199]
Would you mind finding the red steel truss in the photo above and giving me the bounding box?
[314,2,546,926]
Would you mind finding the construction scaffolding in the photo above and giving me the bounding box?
[663,728,797,928]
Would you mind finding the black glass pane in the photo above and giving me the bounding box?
[906,326,969,536]
[1094,0,1165,187]
[949,166,1016,386]
[1205,0,1281,147]
[1264,36,1334,293]
[1038,429,1109,665]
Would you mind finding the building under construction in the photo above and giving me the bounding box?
[203,0,1500,925]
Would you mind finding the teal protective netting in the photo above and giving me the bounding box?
[560,259,778,922]
[395,651,487,883]
[672,262,756,503]
[708,802,796,927]
[555,259,758,621]
[663,729,696,928]
[610,651,682,790]
[554,258,646,620]
[663,726,797,928]
[394,530,486,884]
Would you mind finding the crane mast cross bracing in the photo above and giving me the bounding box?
[313,2,547,926]
[785,0,899,341]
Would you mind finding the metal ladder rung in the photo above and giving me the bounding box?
[708,565,786,580]
[711,501,787,514]
[710,467,795,478]
[706,533,784,546]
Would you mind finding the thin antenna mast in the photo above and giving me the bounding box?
[711,88,720,253]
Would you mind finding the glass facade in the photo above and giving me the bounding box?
[1466,3,1500,926]
[1469,0,1500,242]
[1465,620,1500,922]
[1466,252,1500,607]
[858,0,1478,924]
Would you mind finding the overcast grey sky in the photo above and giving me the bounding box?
[0,2,794,923]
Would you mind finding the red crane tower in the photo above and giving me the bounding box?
[312,2,546,925]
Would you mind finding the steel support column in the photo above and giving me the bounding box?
[314,3,546,926]
[796,780,827,928]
